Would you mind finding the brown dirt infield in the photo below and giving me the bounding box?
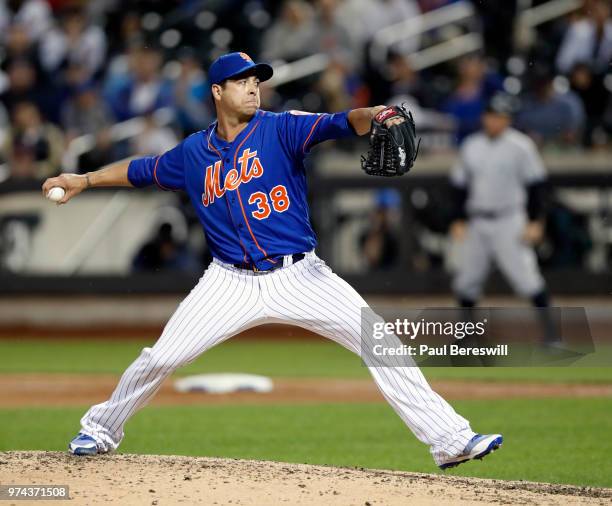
[0,373,610,408]
[1,451,611,505]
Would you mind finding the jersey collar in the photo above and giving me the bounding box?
[208,109,261,152]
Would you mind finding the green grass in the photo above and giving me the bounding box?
[0,339,363,378]
[1,399,611,488]
[1,338,610,487]
[0,338,611,383]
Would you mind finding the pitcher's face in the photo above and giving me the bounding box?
[213,73,260,118]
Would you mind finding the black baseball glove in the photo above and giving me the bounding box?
[361,104,420,177]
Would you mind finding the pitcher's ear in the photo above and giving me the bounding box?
[211,82,225,101]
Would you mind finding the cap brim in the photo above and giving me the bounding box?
[227,63,273,83]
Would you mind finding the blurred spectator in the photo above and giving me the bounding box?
[515,69,585,146]
[556,0,612,146]
[60,80,115,170]
[106,10,142,59]
[105,45,173,121]
[173,48,211,135]
[556,0,612,75]
[316,62,353,112]
[1,23,43,72]
[0,0,52,43]
[386,52,437,108]
[0,0,606,175]
[473,0,517,66]
[2,101,63,179]
[295,0,364,111]
[362,0,421,60]
[132,222,200,273]
[309,0,357,70]
[260,0,314,62]
[85,0,120,24]
[360,189,401,271]
[440,54,504,144]
[0,57,66,122]
[131,112,179,156]
[62,60,93,91]
[385,54,455,137]
[39,6,107,80]
[0,59,46,115]
[569,62,610,146]
[61,81,113,138]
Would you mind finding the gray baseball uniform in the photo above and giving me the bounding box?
[450,127,546,300]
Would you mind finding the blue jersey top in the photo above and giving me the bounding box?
[128,109,356,271]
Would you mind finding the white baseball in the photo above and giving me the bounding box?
[46,187,66,202]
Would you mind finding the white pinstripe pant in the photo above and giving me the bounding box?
[80,252,475,464]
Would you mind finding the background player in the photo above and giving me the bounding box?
[43,52,502,470]
[449,92,557,339]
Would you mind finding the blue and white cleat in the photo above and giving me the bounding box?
[68,433,100,456]
[439,434,503,470]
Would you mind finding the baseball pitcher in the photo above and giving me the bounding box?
[43,52,501,469]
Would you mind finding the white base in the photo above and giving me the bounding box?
[173,373,274,394]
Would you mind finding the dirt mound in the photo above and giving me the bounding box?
[2,374,611,408]
[1,451,610,505]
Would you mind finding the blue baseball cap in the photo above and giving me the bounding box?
[208,52,273,85]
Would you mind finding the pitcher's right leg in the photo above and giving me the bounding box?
[73,263,264,454]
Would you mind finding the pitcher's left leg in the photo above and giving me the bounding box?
[261,254,479,466]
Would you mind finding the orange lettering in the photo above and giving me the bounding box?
[202,150,266,207]
[248,191,271,220]
[225,168,240,191]
[238,148,257,180]
[202,160,223,207]
[249,158,264,179]
[270,185,290,212]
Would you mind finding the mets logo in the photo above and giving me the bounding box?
[239,52,253,62]
[202,148,264,207]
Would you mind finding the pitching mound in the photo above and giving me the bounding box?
[1,452,610,505]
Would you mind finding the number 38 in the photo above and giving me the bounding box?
[248,185,290,220]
